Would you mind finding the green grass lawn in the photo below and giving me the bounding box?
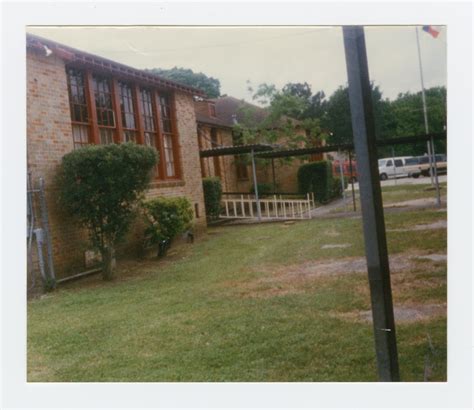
[28,206,447,382]
[330,181,447,213]
[380,182,447,205]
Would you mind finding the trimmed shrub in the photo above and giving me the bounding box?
[143,197,194,255]
[57,143,157,280]
[249,183,275,196]
[297,161,334,204]
[202,177,222,219]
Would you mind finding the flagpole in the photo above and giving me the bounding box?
[415,26,441,206]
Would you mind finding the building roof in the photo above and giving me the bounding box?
[209,96,268,128]
[195,113,233,129]
[195,95,302,130]
[26,33,206,97]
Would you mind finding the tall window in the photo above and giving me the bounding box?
[140,88,157,147]
[140,88,159,176]
[159,94,177,177]
[119,82,138,143]
[92,75,116,144]
[209,103,217,118]
[66,68,90,148]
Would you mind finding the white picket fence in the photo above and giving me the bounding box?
[220,193,315,220]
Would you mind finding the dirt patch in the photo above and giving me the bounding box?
[321,243,351,249]
[235,252,446,299]
[356,304,446,323]
[322,228,341,237]
[414,254,447,262]
[386,197,447,208]
[387,220,447,232]
[261,253,414,280]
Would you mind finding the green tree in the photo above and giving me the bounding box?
[236,81,327,150]
[147,67,221,98]
[57,143,157,280]
[282,82,313,101]
[388,86,446,155]
[321,84,390,145]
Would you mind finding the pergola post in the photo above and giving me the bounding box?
[343,26,400,382]
[250,149,262,221]
[348,150,357,212]
[337,148,346,203]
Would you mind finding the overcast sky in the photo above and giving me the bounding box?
[27,26,446,102]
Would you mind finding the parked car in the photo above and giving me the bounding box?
[377,156,421,180]
[418,154,447,176]
[403,157,422,178]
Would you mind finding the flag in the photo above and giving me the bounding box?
[422,25,440,38]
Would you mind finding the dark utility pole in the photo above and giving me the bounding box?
[342,26,400,381]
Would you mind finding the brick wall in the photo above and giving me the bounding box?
[198,124,253,193]
[27,48,90,284]
[27,48,206,291]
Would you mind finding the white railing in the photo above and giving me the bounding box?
[220,193,315,220]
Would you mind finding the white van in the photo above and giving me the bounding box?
[378,156,421,180]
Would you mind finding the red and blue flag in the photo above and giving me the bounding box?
[422,25,440,38]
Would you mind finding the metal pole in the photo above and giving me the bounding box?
[416,26,441,207]
[429,137,441,206]
[415,26,434,186]
[250,149,262,221]
[271,158,277,189]
[348,150,356,212]
[391,146,397,186]
[38,178,56,288]
[338,149,346,203]
[343,26,400,382]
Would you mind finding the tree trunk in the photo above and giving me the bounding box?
[102,245,116,281]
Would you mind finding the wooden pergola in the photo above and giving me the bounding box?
[200,144,274,221]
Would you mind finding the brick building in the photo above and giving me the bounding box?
[195,96,314,194]
[27,34,207,285]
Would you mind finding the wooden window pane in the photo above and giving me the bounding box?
[163,134,175,177]
[72,124,90,149]
[158,94,178,178]
[119,82,136,130]
[140,89,156,132]
[93,76,115,127]
[99,128,114,145]
[67,68,89,124]
[123,130,138,143]
[144,131,159,177]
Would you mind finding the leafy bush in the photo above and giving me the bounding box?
[57,143,157,280]
[202,177,222,219]
[331,176,349,199]
[249,183,275,196]
[143,197,194,254]
[297,161,334,203]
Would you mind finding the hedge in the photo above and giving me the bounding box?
[202,177,222,219]
[249,183,275,196]
[143,197,194,251]
[297,161,334,204]
[331,176,349,199]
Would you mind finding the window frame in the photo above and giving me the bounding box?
[65,66,182,181]
[66,67,92,148]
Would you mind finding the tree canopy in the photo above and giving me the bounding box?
[147,67,221,98]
